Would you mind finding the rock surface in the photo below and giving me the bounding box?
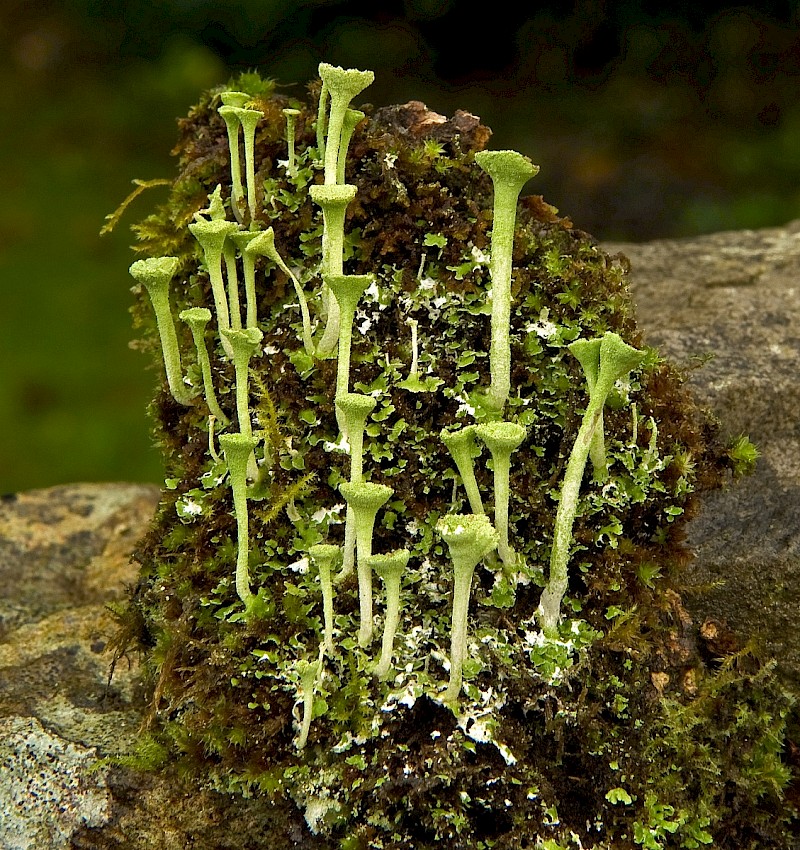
[3,223,800,846]
[610,221,800,691]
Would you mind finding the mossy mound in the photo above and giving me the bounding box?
[116,71,797,849]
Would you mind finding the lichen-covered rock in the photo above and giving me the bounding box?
[109,71,798,849]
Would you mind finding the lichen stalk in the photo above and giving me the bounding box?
[337,108,364,185]
[282,108,301,177]
[179,307,229,426]
[318,63,374,185]
[129,257,195,406]
[188,215,239,337]
[310,184,358,357]
[440,426,485,516]
[223,241,242,330]
[475,422,527,567]
[538,332,644,638]
[339,481,393,647]
[437,514,499,705]
[230,230,260,329]
[309,544,340,654]
[325,273,374,403]
[220,327,263,482]
[367,549,411,680]
[335,392,378,582]
[296,652,323,750]
[247,228,315,356]
[474,150,539,415]
[219,432,260,608]
[218,96,246,220]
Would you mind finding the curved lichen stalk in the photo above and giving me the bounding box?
[538,332,645,638]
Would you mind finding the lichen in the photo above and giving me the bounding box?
[111,68,798,849]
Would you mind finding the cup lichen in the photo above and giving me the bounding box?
[111,65,788,850]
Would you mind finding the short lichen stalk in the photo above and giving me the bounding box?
[295,650,324,750]
[310,185,358,357]
[440,425,485,515]
[437,514,499,706]
[129,257,195,406]
[220,327,263,442]
[309,545,340,654]
[229,230,261,330]
[366,549,411,680]
[317,63,374,185]
[335,393,377,582]
[179,307,229,425]
[217,91,249,221]
[475,422,527,568]
[337,108,364,184]
[538,332,644,638]
[188,208,239,339]
[474,150,539,416]
[282,108,301,177]
[326,273,374,405]
[219,432,260,609]
[339,481,393,647]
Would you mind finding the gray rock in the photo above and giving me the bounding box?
[608,222,800,690]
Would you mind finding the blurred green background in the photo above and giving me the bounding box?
[3,0,800,493]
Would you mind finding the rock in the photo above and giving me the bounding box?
[607,222,800,690]
[4,223,800,846]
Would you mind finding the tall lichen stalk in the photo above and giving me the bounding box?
[114,65,794,850]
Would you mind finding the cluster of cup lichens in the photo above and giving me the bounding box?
[129,63,644,748]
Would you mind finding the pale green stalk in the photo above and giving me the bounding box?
[440,425,484,515]
[337,108,364,184]
[179,307,229,426]
[223,106,264,222]
[218,95,247,220]
[309,184,357,357]
[324,273,374,402]
[538,332,644,638]
[316,79,328,161]
[220,327,263,442]
[129,257,194,406]
[296,652,323,750]
[283,108,301,177]
[318,63,374,185]
[475,422,527,567]
[437,514,499,705]
[335,393,377,582]
[223,241,242,330]
[219,432,260,608]
[366,550,411,680]
[188,217,239,334]
[246,228,314,355]
[339,482,393,647]
[309,544,340,654]
[230,230,260,329]
[474,150,539,415]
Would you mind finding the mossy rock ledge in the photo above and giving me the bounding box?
[4,77,799,848]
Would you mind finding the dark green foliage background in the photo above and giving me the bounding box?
[4,0,800,490]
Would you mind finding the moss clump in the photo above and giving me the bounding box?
[115,70,797,848]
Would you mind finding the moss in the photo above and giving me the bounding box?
[112,69,798,848]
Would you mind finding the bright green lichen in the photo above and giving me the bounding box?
[113,65,795,850]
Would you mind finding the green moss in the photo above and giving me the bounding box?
[111,68,798,849]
